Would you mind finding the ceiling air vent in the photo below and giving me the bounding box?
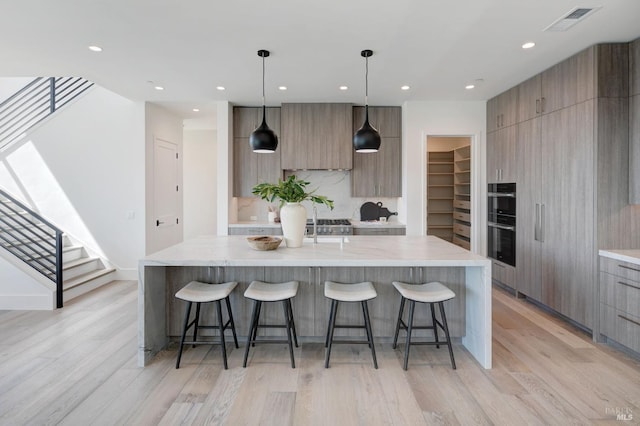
[543,7,601,32]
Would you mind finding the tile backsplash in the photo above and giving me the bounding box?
[236,170,399,222]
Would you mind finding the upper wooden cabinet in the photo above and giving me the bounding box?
[280,103,353,170]
[632,38,640,96]
[351,106,402,197]
[486,87,517,133]
[486,125,516,183]
[232,107,282,197]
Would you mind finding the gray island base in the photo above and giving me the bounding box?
[138,236,492,369]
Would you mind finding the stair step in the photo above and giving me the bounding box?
[63,256,100,280]
[62,245,84,262]
[63,268,116,291]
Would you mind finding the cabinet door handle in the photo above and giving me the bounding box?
[535,99,540,114]
[618,314,640,327]
[495,169,499,182]
[501,114,504,127]
[619,264,640,273]
[534,203,540,241]
[496,115,500,128]
[540,203,545,242]
[541,97,546,113]
[618,281,640,291]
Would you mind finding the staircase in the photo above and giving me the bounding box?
[0,191,115,307]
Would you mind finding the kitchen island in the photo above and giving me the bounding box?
[138,235,492,368]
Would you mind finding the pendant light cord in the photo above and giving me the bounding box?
[262,54,266,107]
[365,55,369,105]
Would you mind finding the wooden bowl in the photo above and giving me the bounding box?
[246,236,283,251]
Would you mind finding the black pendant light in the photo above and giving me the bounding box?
[250,49,278,153]
[353,49,381,153]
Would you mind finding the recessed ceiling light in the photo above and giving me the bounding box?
[154,86,164,91]
[465,84,475,90]
[216,86,225,91]
[192,108,200,112]
[339,86,348,91]
[401,85,410,91]
[278,86,287,91]
[88,45,102,52]
[522,42,536,49]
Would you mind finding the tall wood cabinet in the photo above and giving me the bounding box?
[486,86,518,133]
[630,38,640,204]
[233,107,282,197]
[280,103,353,170]
[514,43,634,329]
[351,106,402,197]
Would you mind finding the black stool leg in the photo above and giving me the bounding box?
[430,302,440,348]
[361,302,372,349]
[251,301,262,347]
[393,297,406,349]
[325,299,335,348]
[324,300,338,368]
[438,302,456,370]
[216,300,228,369]
[192,302,201,348]
[243,300,260,368]
[287,299,299,348]
[225,296,239,349]
[403,300,416,370]
[362,301,378,369]
[176,301,192,369]
[282,300,296,368]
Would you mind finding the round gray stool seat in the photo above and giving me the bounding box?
[176,280,238,302]
[324,281,377,302]
[244,280,299,301]
[392,281,455,303]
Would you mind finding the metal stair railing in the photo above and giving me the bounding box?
[0,188,64,308]
[0,77,94,150]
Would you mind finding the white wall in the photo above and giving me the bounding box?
[0,254,54,310]
[402,101,486,254]
[144,103,184,254]
[0,77,35,102]
[0,86,146,273]
[183,128,217,239]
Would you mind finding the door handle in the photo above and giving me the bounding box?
[534,203,540,241]
[535,99,540,114]
[541,97,546,113]
[156,219,165,226]
[539,203,545,242]
[496,115,500,129]
[488,222,515,231]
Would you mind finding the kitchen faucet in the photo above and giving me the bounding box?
[312,205,318,244]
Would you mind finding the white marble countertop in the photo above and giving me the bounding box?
[141,235,489,268]
[228,221,406,229]
[599,249,640,266]
[228,222,282,228]
[350,220,406,228]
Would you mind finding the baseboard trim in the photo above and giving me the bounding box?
[115,268,138,281]
[0,293,55,310]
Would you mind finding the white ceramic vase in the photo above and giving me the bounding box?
[280,202,307,248]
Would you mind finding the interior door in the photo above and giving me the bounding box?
[154,138,180,249]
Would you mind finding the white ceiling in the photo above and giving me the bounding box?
[1,0,639,120]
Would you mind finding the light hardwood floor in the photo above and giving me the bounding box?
[1,280,639,425]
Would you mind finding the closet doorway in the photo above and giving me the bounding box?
[426,136,471,250]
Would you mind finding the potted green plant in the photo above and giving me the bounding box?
[253,175,334,247]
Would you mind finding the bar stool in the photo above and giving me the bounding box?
[392,281,456,370]
[175,280,239,369]
[324,281,378,369]
[243,280,299,368]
